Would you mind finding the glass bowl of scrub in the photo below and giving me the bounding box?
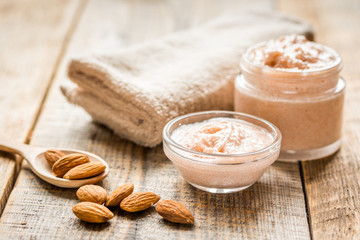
[162,111,281,193]
[235,34,345,161]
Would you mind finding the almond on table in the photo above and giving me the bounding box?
[63,162,106,180]
[52,153,90,177]
[155,199,194,224]
[72,202,113,223]
[76,185,107,204]
[106,183,134,207]
[120,192,160,212]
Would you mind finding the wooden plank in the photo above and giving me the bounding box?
[0,0,311,239]
[278,0,360,239]
[0,0,84,214]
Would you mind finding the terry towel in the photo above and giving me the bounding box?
[61,11,313,147]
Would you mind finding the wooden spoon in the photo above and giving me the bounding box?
[0,141,109,188]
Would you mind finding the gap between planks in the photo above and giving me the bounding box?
[0,0,89,216]
[24,0,89,146]
[299,161,313,240]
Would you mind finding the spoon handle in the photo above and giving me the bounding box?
[0,139,41,160]
[0,140,26,156]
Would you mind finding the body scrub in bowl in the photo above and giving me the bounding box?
[163,111,281,193]
[235,35,345,161]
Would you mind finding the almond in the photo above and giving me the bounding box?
[63,162,106,180]
[120,192,160,212]
[44,149,65,167]
[106,183,134,207]
[72,202,113,223]
[155,199,194,224]
[52,153,90,177]
[76,185,107,204]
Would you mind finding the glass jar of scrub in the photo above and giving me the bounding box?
[163,111,281,193]
[234,35,345,161]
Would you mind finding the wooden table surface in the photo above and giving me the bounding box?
[0,0,359,239]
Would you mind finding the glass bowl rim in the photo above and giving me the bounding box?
[162,110,282,164]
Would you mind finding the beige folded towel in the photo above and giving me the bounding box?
[61,11,313,147]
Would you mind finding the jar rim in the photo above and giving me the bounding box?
[241,41,343,78]
[162,110,282,165]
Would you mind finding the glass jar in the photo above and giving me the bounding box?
[163,111,281,193]
[235,42,345,161]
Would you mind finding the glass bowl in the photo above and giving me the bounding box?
[162,111,281,193]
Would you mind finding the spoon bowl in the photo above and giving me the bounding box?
[0,141,109,188]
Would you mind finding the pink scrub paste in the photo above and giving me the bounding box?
[171,117,274,154]
[249,34,337,70]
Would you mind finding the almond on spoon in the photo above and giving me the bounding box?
[63,162,106,180]
[44,149,65,167]
[52,153,90,177]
